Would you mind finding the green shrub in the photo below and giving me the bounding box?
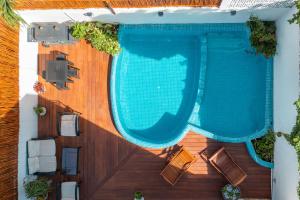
[134,191,143,200]
[288,0,300,24]
[284,98,300,199]
[24,178,51,199]
[0,0,25,27]
[286,99,300,167]
[70,22,121,55]
[246,16,277,58]
[252,130,275,162]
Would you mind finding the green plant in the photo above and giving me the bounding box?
[33,105,44,115]
[221,184,240,200]
[0,0,25,27]
[24,178,51,199]
[288,0,300,24]
[246,16,277,58]
[70,22,121,55]
[286,99,300,162]
[134,191,143,199]
[252,130,276,162]
[285,98,300,199]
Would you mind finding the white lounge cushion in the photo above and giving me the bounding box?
[28,157,40,174]
[39,156,57,172]
[61,115,78,136]
[28,139,56,157]
[28,156,57,174]
[61,182,79,200]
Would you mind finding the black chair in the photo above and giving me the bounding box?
[66,79,74,83]
[56,112,80,136]
[56,54,66,61]
[67,68,78,78]
[56,81,69,90]
[42,70,47,79]
[56,181,80,200]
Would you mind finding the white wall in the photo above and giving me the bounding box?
[19,7,289,24]
[273,7,300,200]
[220,0,294,9]
[18,25,38,200]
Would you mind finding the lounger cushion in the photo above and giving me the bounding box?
[61,182,79,200]
[28,157,40,174]
[28,156,57,174]
[28,139,56,157]
[61,115,78,136]
[39,156,57,172]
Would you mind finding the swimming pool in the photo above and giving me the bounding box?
[111,24,273,149]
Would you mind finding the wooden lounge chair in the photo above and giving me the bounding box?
[160,147,196,185]
[209,147,247,186]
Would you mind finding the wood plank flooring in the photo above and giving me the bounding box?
[38,40,271,200]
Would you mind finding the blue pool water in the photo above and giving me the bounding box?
[111,24,273,149]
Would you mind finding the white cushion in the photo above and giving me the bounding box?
[61,182,79,200]
[28,141,40,157]
[28,157,39,174]
[38,156,57,172]
[28,139,56,157]
[61,115,78,136]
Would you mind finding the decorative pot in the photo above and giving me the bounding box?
[134,198,144,200]
[221,184,240,200]
[39,107,47,116]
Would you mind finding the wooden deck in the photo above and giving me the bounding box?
[38,40,271,200]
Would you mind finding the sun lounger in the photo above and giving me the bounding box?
[160,147,196,185]
[209,147,247,186]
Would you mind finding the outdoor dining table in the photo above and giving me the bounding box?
[46,60,68,83]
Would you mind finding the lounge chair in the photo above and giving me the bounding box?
[56,81,69,90]
[67,68,78,78]
[208,147,247,186]
[57,181,80,200]
[56,53,67,61]
[160,147,196,185]
[61,147,80,176]
[57,112,80,136]
[42,70,46,79]
[27,138,57,175]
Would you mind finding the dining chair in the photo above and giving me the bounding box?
[56,81,69,90]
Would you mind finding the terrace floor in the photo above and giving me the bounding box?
[37,40,271,200]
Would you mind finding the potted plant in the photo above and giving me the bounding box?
[33,105,47,116]
[24,177,51,200]
[221,184,241,200]
[134,191,144,200]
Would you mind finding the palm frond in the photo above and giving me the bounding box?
[0,0,25,28]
